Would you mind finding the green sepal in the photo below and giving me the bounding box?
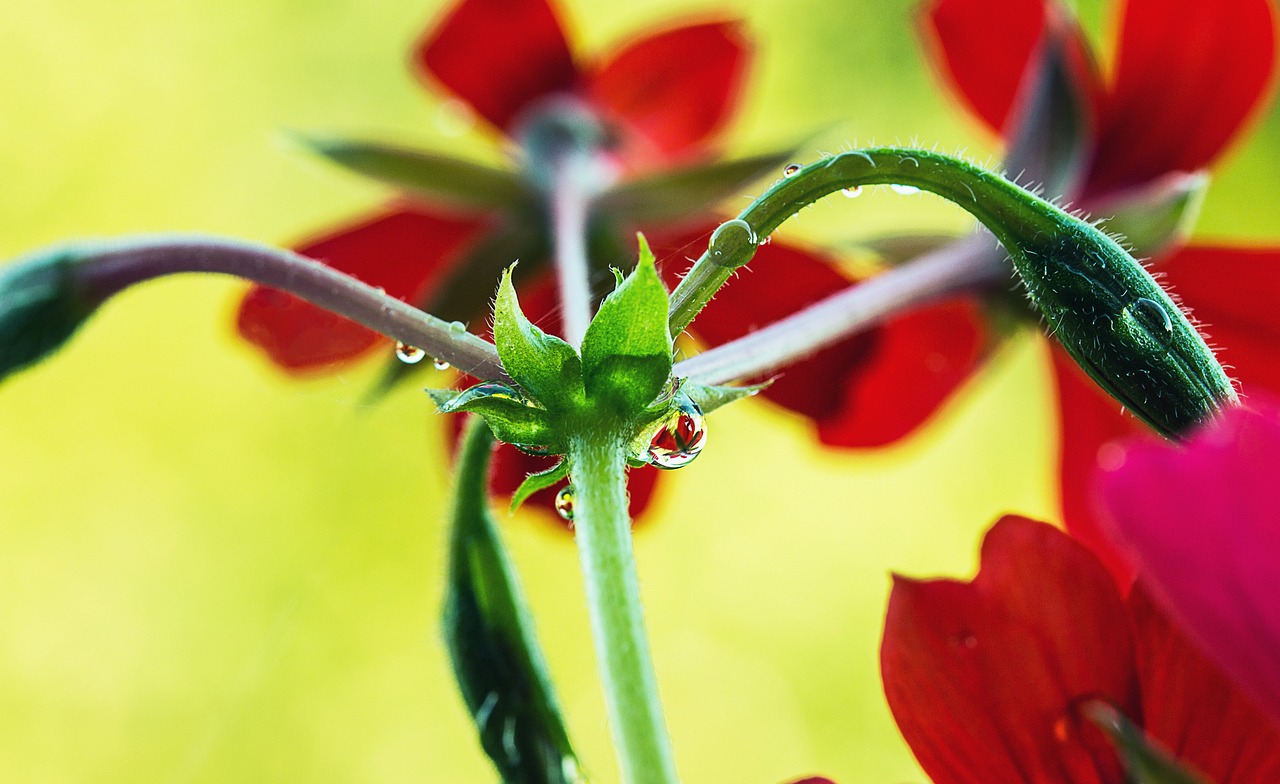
[445,419,582,784]
[1084,701,1207,784]
[294,134,530,214]
[598,149,798,225]
[1094,171,1207,259]
[509,460,570,514]
[494,267,584,411]
[0,245,98,384]
[580,235,673,416]
[430,383,563,451]
[682,379,765,414]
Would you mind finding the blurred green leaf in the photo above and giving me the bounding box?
[1084,700,1208,784]
[296,135,531,214]
[493,268,584,411]
[445,418,582,784]
[0,246,97,384]
[682,379,764,414]
[580,235,673,416]
[598,150,796,225]
[1095,172,1208,259]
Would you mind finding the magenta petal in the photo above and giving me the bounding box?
[1099,404,1280,727]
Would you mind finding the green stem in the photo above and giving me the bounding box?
[569,427,678,784]
[668,147,1060,336]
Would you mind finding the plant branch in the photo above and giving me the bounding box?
[551,158,597,349]
[73,234,510,382]
[673,233,1007,384]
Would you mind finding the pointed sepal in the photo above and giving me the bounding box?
[430,383,564,452]
[493,267,584,411]
[510,460,570,514]
[0,245,98,384]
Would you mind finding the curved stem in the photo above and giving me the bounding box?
[569,427,678,784]
[673,234,1007,384]
[668,147,1061,336]
[73,235,510,383]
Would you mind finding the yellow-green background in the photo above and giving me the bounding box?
[2,0,1277,781]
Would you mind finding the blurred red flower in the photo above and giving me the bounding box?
[1100,403,1280,730]
[827,0,1280,580]
[234,0,859,520]
[881,515,1280,783]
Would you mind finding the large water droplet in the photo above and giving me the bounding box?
[841,186,863,198]
[647,396,707,470]
[433,357,451,371]
[1130,297,1173,333]
[890,184,921,195]
[555,485,575,521]
[442,382,533,413]
[448,320,467,336]
[708,219,758,264]
[783,163,802,177]
[396,342,426,364]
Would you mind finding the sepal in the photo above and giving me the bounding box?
[0,245,97,383]
[430,383,564,452]
[510,460,570,514]
[493,266,584,411]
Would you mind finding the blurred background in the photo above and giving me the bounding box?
[1,0,1277,781]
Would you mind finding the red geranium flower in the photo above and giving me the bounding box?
[881,515,1280,783]
[234,0,859,520]
[1099,403,1280,729]
[815,0,1280,580]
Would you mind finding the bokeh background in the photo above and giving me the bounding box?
[2,0,1277,781]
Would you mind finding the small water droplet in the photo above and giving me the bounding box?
[890,184,921,195]
[783,163,802,177]
[396,342,426,364]
[432,357,451,371]
[555,485,575,521]
[1131,297,1173,333]
[647,396,707,470]
[448,320,467,336]
[841,186,863,198]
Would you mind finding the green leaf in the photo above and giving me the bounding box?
[580,235,673,416]
[509,460,570,513]
[445,419,582,784]
[1094,171,1207,259]
[0,245,98,384]
[681,379,764,414]
[597,149,798,225]
[295,135,531,214]
[1084,700,1208,784]
[493,267,584,411]
[431,383,563,451]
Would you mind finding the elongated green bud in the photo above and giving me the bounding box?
[670,148,1235,437]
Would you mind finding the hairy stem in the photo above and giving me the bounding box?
[74,234,510,382]
[673,233,1007,384]
[569,428,678,784]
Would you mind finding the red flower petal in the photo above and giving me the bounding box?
[815,299,986,448]
[882,516,1137,784]
[588,21,750,162]
[237,208,480,373]
[1087,0,1276,195]
[1129,582,1280,780]
[1049,347,1144,583]
[1099,404,1280,727]
[920,0,1051,133]
[1159,246,1280,398]
[413,0,579,131]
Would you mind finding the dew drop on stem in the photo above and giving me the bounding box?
[396,342,426,364]
[555,485,575,521]
[432,357,451,371]
[647,396,707,470]
[783,163,802,177]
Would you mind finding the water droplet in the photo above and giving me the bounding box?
[783,163,802,177]
[555,485,575,521]
[708,219,758,264]
[890,184,921,195]
[432,357,451,371]
[841,186,863,198]
[395,342,426,364]
[441,382,534,413]
[647,396,707,470]
[448,320,467,336]
[1131,297,1173,333]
